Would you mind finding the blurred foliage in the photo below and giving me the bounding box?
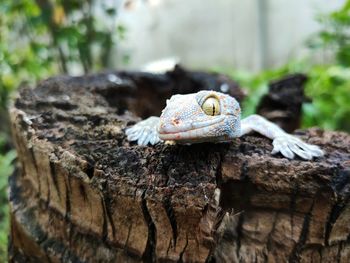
[225,63,350,132]
[0,0,124,260]
[0,132,16,262]
[216,62,305,118]
[0,0,125,111]
[303,65,350,131]
[303,0,350,131]
[219,1,350,132]
[309,0,350,67]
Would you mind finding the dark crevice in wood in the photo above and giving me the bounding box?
[325,202,345,246]
[141,190,157,262]
[101,197,109,242]
[103,194,116,239]
[235,212,245,259]
[64,174,72,221]
[324,168,350,246]
[68,219,74,248]
[163,195,178,247]
[208,206,226,262]
[265,212,278,254]
[336,242,343,263]
[85,163,95,179]
[162,148,179,187]
[319,245,323,262]
[332,167,350,198]
[79,183,87,202]
[29,147,40,193]
[220,176,255,212]
[177,234,188,263]
[288,195,316,262]
[45,173,51,208]
[216,160,255,261]
[49,161,60,200]
[240,160,248,180]
[166,238,172,258]
[290,179,299,244]
[215,146,230,187]
[124,223,133,252]
[290,180,299,215]
[205,254,214,263]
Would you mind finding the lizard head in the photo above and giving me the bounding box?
[158,91,241,143]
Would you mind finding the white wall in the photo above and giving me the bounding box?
[113,0,345,72]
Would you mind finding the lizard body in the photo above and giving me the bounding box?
[126,90,324,160]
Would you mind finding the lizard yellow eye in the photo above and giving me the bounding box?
[201,96,220,116]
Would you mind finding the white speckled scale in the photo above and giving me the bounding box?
[125,91,324,160]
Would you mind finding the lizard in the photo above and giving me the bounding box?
[125,90,324,160]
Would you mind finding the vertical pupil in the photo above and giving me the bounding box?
[212,104,215,115]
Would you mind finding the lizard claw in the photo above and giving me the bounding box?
[272,135,324,160]
[126,117,161,146]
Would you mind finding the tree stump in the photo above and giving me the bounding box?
[8,70,350,263]
[257,74,309,133]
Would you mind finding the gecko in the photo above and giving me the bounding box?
[125,90,324,160]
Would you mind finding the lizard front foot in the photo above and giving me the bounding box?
[126,116,161,146]
[271,135,324,160]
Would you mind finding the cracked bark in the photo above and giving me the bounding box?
[8,69,350,262]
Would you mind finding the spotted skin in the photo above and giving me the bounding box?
[125,91,324,160]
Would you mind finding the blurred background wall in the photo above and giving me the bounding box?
[113,0,344,72]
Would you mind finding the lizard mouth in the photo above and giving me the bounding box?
[158,115,226,141]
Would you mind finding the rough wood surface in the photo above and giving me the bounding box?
[8,70,350,263]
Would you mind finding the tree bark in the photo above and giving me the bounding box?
[8,70,350,263]
[257,73,309,133]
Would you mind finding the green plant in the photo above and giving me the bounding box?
[0,0,125,111]
[301,0,350,131]
[216,1,350,133]
[303,65,350,131]
[0,0,125,259]
[220,59,350,133]
[309,0,350,66]
[0,133,16,262]
[213,60,308,118]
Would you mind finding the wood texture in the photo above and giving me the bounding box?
[8,70,350,262]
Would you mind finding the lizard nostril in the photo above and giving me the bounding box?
[171,118,181,126]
